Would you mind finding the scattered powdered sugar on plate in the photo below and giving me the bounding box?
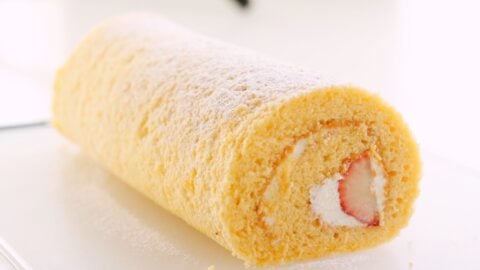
[59,146,200,266]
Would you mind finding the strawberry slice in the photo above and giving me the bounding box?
[338,153,380,226]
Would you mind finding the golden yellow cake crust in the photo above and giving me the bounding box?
[53,14,421,266]
[224,88,421,264]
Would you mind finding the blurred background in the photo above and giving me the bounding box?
[1,0,480,171]
[1,1,480,269]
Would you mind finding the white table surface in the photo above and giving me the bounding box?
[1,127,479,270]
[1,0,480,269]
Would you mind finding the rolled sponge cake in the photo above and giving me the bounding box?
[53,14,421,265]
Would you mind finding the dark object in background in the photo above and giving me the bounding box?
[0,121,49,132]
[234,0,249,8]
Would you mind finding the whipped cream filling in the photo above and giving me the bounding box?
[309,159,386,227]
[292,138,307,158]
[371,159,387,217]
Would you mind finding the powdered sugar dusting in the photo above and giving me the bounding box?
[61,148,200,266]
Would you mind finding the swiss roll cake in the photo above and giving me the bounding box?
[53,14,421,265]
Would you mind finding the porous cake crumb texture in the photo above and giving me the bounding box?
[53,14,421,265]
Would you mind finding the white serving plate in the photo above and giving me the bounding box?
[1,127,479,270]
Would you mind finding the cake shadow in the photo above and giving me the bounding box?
[58,146,247,269]
[57,145,396,270]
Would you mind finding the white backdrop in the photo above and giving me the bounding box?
[0,1,479,269]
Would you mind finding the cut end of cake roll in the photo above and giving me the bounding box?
[51,13,421,266]
[223,87,421,265]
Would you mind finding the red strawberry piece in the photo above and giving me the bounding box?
[338,153,380,226]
